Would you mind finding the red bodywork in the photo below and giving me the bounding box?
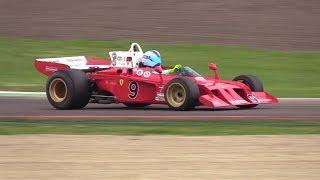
[34,57,278,109]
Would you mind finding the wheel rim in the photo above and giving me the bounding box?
[166,83,186,107]
[49,78,67,102]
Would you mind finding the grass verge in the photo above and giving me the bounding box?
[0,119,319,135]
[1,37,320,97]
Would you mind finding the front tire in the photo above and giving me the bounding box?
[233,75,263,108]
[164,77,200,111]
[233,75,264,92]
[46,69,90,109]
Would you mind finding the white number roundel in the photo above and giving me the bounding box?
[143,71,151,78]
[136,69,151,78]
[136,69,143,76]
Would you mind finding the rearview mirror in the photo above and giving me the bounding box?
[209,63,220,80]
[209,63,217,71]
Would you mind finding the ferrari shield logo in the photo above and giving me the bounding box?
[119,79,124,86]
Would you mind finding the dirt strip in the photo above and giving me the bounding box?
[0,135,319,179]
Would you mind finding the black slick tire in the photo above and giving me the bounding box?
[233,75,264,108]
[164,77,200,111]
[46,69,90,109]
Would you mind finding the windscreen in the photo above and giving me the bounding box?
[172,66,202,77]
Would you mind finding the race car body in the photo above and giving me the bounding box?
[34,43,278,110]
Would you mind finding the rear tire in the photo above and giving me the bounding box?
[233,75,263,109]
[164,77,200,111]
[46,69,90,109]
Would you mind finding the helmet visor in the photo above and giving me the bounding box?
[142,58,160,67]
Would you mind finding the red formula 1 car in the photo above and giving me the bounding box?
[34,43,278,110]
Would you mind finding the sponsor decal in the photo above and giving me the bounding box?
[45,66,58,72]
[112,52,117,60]
[247,94,259,103]
[116,56,122,61]
[38,56,87,65]
[66,58,82,62]
[119,79,124,86]
[112,52,117,66]
[155,93,165,101]
[231,100,247,105]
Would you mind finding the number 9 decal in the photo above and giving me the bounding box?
[128,81,139,99]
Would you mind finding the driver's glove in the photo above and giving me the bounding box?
[168,64,182,74]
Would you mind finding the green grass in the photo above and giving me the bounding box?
[0,119,319,135]
[1,37,320,97]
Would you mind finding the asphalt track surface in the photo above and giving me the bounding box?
[1,0,320,51]
[0,97,319,120]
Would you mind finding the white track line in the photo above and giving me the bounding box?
[0,91,45,97]
[0,91,45,95]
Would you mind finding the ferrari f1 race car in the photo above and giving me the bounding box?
[34,43,278,110]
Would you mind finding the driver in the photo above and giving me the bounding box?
[138,50,182,75]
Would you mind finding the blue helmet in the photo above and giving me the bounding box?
[142,50,162,67]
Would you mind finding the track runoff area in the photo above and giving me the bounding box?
[0,91,319,120]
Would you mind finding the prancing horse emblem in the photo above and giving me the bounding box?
[119,79,124,86]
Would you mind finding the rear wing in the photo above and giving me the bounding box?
[34,43,143,76]
[34,56,110,76]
